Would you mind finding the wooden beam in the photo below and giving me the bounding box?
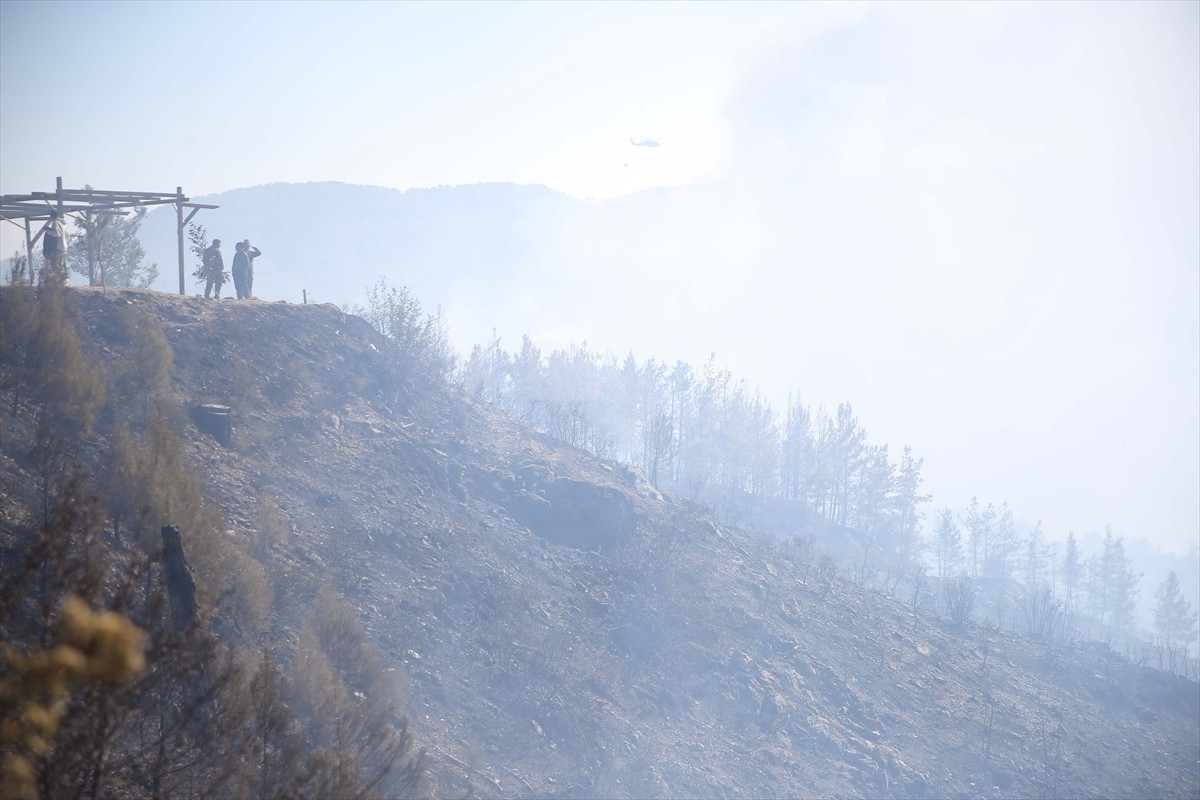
[176,187,186,295]
[1,203,155,220]
[5,198,180,213]
[8,192,186,209]
[57,199,177,212]
[23,218,33,285]
[58,189,190,200]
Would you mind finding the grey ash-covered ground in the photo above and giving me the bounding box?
[4,286,1197,799]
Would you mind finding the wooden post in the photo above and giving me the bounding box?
[23,217,33,285]
[84,210,96,286]
[176,186,185,295]
[303,289,307,305]
[55,177,64,285]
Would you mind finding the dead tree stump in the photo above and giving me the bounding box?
[161,525,198,630]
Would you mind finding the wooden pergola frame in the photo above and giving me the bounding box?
[0,177,218,293]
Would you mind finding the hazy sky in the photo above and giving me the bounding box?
[2,1,1197,556]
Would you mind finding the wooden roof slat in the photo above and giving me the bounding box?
[0,198,185,217]
[58,189,188,200]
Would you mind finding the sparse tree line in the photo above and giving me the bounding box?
[0,278,425,798]
[930,498,1197,674]
[458,334,929,562]
[446,328,1198,676]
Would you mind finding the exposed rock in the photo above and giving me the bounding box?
[190,403,231,445]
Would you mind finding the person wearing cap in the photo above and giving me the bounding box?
[242,239,261,298]
[231,241,250,299]
[203,238,225,299]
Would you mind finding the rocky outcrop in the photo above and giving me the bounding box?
[503,477,636,552]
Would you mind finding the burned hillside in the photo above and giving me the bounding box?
[1,285,1197,799]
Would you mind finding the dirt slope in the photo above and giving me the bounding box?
[4,286,1198,799]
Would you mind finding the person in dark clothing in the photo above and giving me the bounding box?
[42,210,68,283]
[203,239,225,299]
[242,239,261,298]
[231,241,249,299]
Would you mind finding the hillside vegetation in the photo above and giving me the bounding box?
[1,285,1197,799]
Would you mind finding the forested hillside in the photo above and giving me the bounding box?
[2,284,1196,799]
[453,329,1199,670]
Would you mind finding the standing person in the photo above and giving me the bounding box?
[230,241,249,299]
[42,210,68,284]
[203,238,224,299]
[242,239,261,298]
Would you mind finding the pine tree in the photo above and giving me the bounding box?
[780,393,814,505]
[635,358,673,489]
[667,360,693,495]
[985,501,1017,581]
[1063,532,1081,612]
[1153,571,1199,648]
[934,507,962,579]
[1106,534,1141,630]
[892,446,930,566]
[1023,521,1044,589]
[963,498,995,579]
[828,402,865,526]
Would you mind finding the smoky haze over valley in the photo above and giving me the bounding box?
[2,3,1200,798]
[3,1,1195,561]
